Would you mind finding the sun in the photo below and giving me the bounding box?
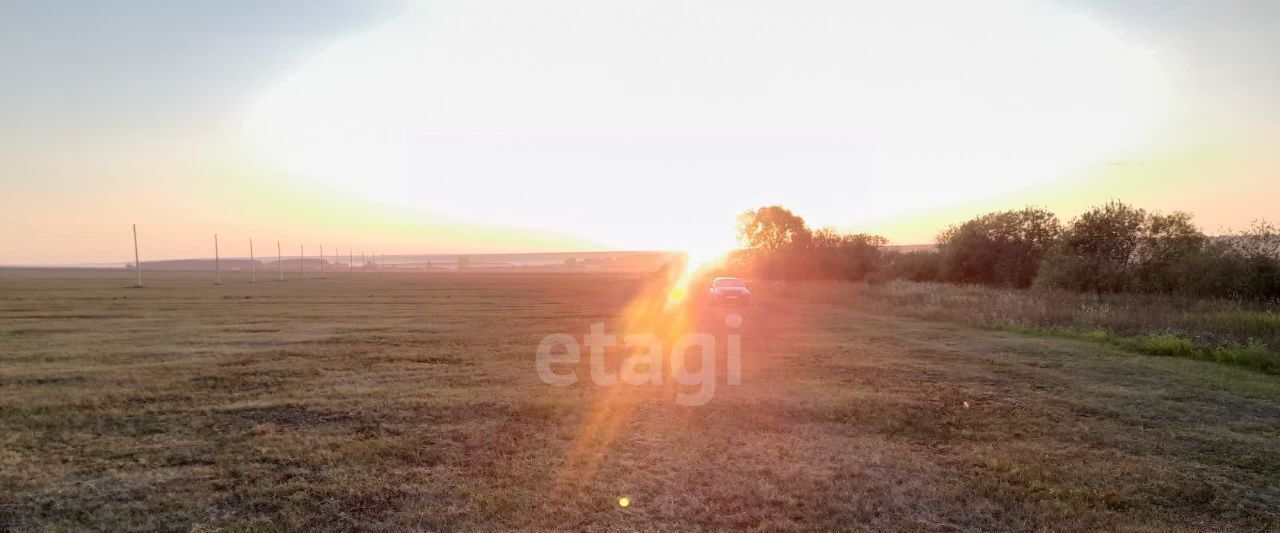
[665,244,736,306]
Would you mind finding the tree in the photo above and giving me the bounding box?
[936,206,1062,288]
[810,227,888,280]
[1036,201,1148,293]
[1131,211,1205,292]
[736,206,811,252]
[1179,221,1280,299]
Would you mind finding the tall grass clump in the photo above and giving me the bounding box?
[854,280,1280,375]
[1212,341,1280,374]
[1131,334,1200,358]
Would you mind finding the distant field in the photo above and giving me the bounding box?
[63,249,677,273]
[2,270,1278,531]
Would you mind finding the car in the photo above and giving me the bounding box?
[708,276,750,306]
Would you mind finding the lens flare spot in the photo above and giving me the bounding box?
[618,497,631,508]
[668,284,687,302]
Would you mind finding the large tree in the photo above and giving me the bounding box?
[736,206,811,252]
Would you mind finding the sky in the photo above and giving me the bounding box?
[1,0,1277,264]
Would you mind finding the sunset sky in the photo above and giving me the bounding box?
[2,0,1277,264]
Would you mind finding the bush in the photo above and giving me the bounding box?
[807,227,886,280]
[731,203,1280,301]
[1035,201,1147,293]
[1030,202,1275,299]
[936,206,1061,288]
[1185,222,1280,300]
[877,250,941,283]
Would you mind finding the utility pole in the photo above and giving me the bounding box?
[320,245,325,278]
[299,244,304,277]
[132,224,142,288]
[362,251,366,273]
[250,239,256,283]
[349,251,353,275]
[334,248,340,278]
[214,234,221,285]
[277,241,283,281]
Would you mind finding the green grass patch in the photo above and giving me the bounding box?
[1213,340,1280,374]
[991,325,1280,375]
[1128,334,1200,358]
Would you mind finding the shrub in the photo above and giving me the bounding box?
[1131,212,1206,293]
[1036,201,1147,293]
[1030,202,1271,298]
[877,250,941,283]
[807,227,887,280]
[1190,222,1280,300]
[936,206,1061,288]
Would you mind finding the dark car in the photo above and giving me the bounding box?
[708,276,750,306]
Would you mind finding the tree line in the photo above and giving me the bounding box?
[731,202,1280,300]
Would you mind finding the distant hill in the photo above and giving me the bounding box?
[882,244,937,253]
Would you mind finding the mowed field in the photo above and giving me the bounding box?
[2,270,1279,531]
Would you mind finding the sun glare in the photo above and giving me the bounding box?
[244,0,1174,249]
[664,242,737,305]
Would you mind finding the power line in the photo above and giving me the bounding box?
[1,217,112,240]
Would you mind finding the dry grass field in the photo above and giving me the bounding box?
[2,270,1279,531]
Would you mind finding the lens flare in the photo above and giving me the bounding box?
[664,244,735,307]
[553,247,734,494]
